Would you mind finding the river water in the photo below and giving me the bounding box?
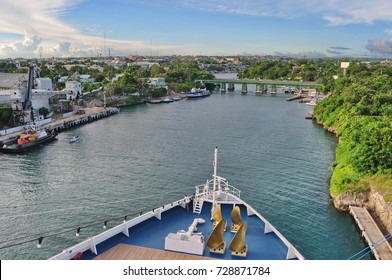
[0,80,369,260]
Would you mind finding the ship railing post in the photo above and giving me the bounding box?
[286,246,297,260]
[89,237,98,255]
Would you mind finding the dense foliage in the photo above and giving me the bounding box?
[314,62,392,197]
[105,59,214,97]
[238,58,341,92]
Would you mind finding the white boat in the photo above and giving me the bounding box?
[50,147,304,260]
[161,97,174,103]
[186,88,210,98]
[69,135,80,143]
[306,100,317,106]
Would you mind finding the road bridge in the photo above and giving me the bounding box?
[195,78,322,93]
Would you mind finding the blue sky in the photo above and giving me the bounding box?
[1,0,392,58]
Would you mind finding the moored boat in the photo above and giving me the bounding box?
[0,125,57,154]
[50,147,304,260]
[306,100,317,106]
[161,97,174,103]
[186,88,210,98]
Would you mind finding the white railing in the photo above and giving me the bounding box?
[194,177,241,202]
[50,198,185,260]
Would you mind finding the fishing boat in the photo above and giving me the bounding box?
[0,125,57,154]
[186,88,210,98]
[69,135,80,143]
[50,147,304,260]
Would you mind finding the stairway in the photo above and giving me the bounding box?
[193,199,204,214]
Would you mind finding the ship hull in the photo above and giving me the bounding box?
[0,133,57,154]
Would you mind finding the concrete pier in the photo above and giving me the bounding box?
[241,84,248,94]
[349,206,392,260]
[220,83,226,93]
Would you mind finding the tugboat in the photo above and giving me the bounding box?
[0,125,57,154]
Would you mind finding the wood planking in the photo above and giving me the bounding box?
[93,244,214,260]
[350,206,392,260]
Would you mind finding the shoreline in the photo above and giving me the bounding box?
[314,117,392,246]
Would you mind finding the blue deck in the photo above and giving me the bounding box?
[82,202,291,260]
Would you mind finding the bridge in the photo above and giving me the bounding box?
[195,78,322,93]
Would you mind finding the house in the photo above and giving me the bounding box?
[148,77,167,89]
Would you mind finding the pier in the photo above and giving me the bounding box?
[349,206,392,260]
[0,107,119,145]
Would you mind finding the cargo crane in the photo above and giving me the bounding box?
[23,63,36,125]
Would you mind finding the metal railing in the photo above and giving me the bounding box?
[194,177,241,202]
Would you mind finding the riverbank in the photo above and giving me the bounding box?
[314,116,392,244]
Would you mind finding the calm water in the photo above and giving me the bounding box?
[0,90,369,260]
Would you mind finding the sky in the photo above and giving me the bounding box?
[1,0,392,58]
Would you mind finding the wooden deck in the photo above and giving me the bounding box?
[349,206,392,260]
[93,244,214,260]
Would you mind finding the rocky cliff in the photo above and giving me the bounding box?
[333,189,392,233]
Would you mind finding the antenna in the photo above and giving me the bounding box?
[104,32,107,59]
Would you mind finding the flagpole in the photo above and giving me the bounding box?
[212,147,218,218]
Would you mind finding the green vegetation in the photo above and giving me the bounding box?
[105,59,214,98]
[0,107,12,127]
[239,58,340,91]
[313,62,392,200]
[243,58,392,201]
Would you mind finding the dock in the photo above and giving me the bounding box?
[286,94,302,101]
[349,206,392,260]
[0,107,119,145]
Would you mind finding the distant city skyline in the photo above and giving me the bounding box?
[1,0,392,58]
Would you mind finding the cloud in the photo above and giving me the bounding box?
[328,46,352,50]
[0,0,180,58]
[273,51,327,58]
[325,46,352,55]
[385,29,392,36]
[131,0,392,25]
[365,39,392,56]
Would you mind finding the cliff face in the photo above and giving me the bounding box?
[333,189,392,233]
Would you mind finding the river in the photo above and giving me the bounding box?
[0,77,369,259]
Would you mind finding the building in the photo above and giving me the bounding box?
[148,77,167,89]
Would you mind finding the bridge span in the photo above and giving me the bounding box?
[195,78,322,93]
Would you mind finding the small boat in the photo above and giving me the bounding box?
[172,96,181,101]
[69,135,80,143]
[186,88,210,98]
[0,125,57,154]
[306,100,317,106]
[50,147,304,260]
[147,99,162,104]
[161,97,174,103]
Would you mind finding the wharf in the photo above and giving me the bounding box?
[286,95,302,101]
[0,107,119,145]
[349,206,392,260]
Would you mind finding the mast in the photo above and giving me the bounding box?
[212,146,218,212]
